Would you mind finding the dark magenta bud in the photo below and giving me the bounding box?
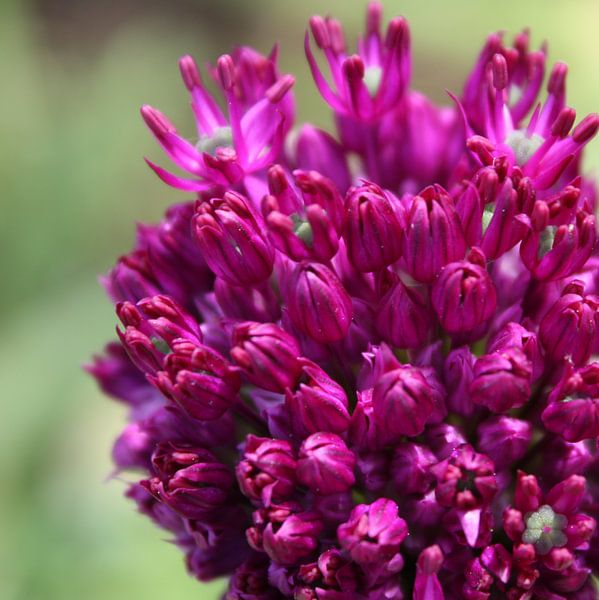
[236,435,297,505]
[293,169,344,233]
[443,346,477,416]
[262,510,323,566]
[431,248,497,334]
[477,416,532,470]
[285,358,351,435]
[372,364,436,439]
[488,321,543,382]
[391,442,436,495]
[539,280,599,366]
[103,250,161,304]
[152,340,241,421]
[542,362,599,442]
[337,498,408,567]
[112,422,153,471]
[297,432,356,495]
[116,295,203,375]
[375,277,431,349]
[424,423,466,459]
[470,347,532,413]
[214,278,281,323]
[142,443,233,518]
[520,206,596,282]
[226,555,280,600]
[343,181,404,272]
[194,191,274,286]
[403,184,466,282]
[285,261,352,343]
[230,322,302,393]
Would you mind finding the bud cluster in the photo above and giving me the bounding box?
[89,3,599,598]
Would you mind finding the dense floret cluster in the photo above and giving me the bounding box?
[88,4,599,598]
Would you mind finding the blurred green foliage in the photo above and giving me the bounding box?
[1,0,596,598]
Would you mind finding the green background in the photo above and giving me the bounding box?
[1,1,597,598]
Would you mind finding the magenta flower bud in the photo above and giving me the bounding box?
[479,177,530,261]
[297,432,356,495]
[194,191,274,286]
[414,545,444,600]
[443,346,477,416]
[226,555,279,600]
[520,205,596,282]
[236,435,297,505]
[431,444,498,511]
[116,295,203,375]
[539,280,599,366]
[431,248,497,334]
[477,416,532,470]
[112,422,153,471]
[121,294,203,346]
[391,442,436,495]
[488,321,543,382]
[153,340,241,421]
[343,182,404,272]
[469,347,532,413]
[103,250,161,304]
[230,322,302,393]
[337,498,408,566]
[142,443,233,518]
[375,277,431,349]
[295,548,359,597]
[403,185,466,283]
[424,423,466,460]
[262,511,323,566]
[214,279,281,323]
[285,359,350,435]
[542,398,599,444]
[372,364,435,439]
[285,261,352,343]
[293,169,344,233]
[542,362,599,442]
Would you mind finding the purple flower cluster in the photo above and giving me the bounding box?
[88,4,599,598]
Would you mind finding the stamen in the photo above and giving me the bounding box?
[505,129,545,165]
[196,126,233,156]
[363,66,383,96]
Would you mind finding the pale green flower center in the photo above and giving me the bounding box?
[363,66,382,96]
[522,505,568,555]
[196,126,233,155]
[291,214,314,247]
[151,337,170,355]
[505,130,544,165]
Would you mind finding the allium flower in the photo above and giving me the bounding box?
[89,3,599,597]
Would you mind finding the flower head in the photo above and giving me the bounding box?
[90,3,599,597]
